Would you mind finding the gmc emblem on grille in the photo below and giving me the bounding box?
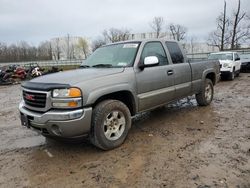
[25,94,35,101]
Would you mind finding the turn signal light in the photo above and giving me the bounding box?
[69,88,81,98]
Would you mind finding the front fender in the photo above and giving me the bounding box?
[86,83,137,106]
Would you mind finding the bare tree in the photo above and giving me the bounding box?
[69,44,75,59]
[18,41,27,60]
[190,36,197,54]
[0,42,8,62]
[78,37,89,58]
[0,40,53,62]
[169,24,187,41]
[92,38,106,51]
[230,0,250,49]
[149,17,164,38]
[207,1,231,50]
[52,38,61,60]
[64,34,71,59]
[103,28,130,43]
[220,1,229,50]
[37,41,52,60]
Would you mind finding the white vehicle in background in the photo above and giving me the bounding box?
[208,52,241,80]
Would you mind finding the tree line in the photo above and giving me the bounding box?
[0,0,249,63]
[0,41,52,62]
[0,36,91,63]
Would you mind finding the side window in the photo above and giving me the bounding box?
[165,42,184,64]
[235,53,239,61]
[141,42,168,66]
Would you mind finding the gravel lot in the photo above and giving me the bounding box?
[0,73,250,188]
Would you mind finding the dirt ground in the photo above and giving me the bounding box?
[0,74,249,188]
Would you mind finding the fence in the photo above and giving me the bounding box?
[1,49,250,67]
[187,49,250,62]
[0,59,84,68]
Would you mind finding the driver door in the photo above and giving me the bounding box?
[136,41,175,112]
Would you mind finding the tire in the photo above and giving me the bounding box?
[229,69,235,80]
[195,79,214,106]
[236,70,240,77]
[90,100,131,150]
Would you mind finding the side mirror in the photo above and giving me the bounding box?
[138,56,159,69]
[235,57,240,61]
[144,56,159,66]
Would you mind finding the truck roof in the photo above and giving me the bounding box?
[103,39,179,47]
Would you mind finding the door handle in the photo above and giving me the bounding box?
[167,70,174,75]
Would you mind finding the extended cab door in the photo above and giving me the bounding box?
[135,41,175,112]
[165,41,192,98]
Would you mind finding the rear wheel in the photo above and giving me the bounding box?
[90,100,131,150]
[196,79,214,106]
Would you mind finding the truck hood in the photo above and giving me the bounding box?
[219,60,232,65]
[30,68,125,85]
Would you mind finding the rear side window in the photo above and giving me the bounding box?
[141,42,168,66]
[165,42,184,64]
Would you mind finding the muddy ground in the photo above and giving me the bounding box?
[0,74,250,188]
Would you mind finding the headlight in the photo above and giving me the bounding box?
[52,88,82,108]
[223,63,232,68]
[52,88,81,98]
[223,63,229,68]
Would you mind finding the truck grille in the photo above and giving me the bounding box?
[23,90,47,108]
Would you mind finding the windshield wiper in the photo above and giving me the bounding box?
[79,65,90,68]
[92,64,113,68]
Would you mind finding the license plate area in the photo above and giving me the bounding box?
[20,113,30,127]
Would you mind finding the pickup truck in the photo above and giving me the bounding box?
[19,39,220,150]
[208,51,241,80]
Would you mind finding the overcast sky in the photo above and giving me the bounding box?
[0,0,249,45]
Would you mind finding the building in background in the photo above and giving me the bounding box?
[128,32,172,40]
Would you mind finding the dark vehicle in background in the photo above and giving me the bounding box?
[240,53,250,72]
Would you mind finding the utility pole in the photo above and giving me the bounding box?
[67,34,70,59]
[221,1,227,51]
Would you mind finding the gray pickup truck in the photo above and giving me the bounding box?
[19,39,220,150]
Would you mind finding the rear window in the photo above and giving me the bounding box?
[165,42,184,64]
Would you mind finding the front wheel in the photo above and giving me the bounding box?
[229,70,235,80]
[90,100,131,150]
[236,70,240,77]
[196,79,214,106]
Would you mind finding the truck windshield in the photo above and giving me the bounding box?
[208,53,233,60]
[83,42,140,68]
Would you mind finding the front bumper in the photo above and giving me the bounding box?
[19,101,92,138]
[220,66,232,73]
[220,70,232,76]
